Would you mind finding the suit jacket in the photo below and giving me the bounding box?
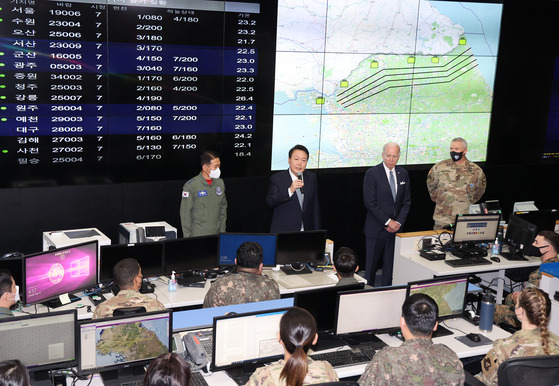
[363,162,411,238]
[266,169,321,233]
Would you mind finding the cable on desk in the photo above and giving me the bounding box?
[441,320,468,335]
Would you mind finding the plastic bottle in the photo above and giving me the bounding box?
[492,237,501,255]
[168,271,177,292]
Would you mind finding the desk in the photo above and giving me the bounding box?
[393,231,541,303]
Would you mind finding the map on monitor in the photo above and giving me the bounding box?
[408,276,468,319]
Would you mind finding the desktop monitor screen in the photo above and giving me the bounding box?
[163,235,219,274]
[0,256,24,303]
[212,308,288,372]
[505,214,538,249]
[0,310,77,382]
[99,242,164,283]
[452,213,501,244]
[513,209,557,233]
[335,286,408,336]
[294,282,364,333]
[77,310,172,377]
[275,230,327,266]
[24,241,98,306]
[407,275,469,321]
[219,233,277,266]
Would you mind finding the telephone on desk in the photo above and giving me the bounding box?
[183,332,210,370]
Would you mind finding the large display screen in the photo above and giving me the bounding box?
[272,0,503,169]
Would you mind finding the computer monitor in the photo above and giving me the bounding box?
[163,235,219,274]
[513,209,558,233]
[24,241,98,308]
[99,242,164,283]
[503,214,538,258]
[407,275,469,322]
[0,310,77,385]
[275,230,326,273]
[212,308,288,383]
[77,310,172,386]
[219,233,277,267]
[0,256,24,303]
[335,286,407,346]
[452,213,501,244]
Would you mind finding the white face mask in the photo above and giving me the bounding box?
[7,285,20,305]
[209,167,221,179]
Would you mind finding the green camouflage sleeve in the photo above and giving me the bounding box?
[426,165,439,202]
[471,167,487,203]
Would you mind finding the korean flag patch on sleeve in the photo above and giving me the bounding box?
[182,191,189,198]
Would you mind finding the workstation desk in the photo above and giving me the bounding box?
[393,230,541,303]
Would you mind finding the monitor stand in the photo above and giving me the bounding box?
[431,324,453,338]
[280,263,312,275]
[225,364,258,385]
[100,365,146,386]
[342,332,387,349]
[41,292,80,309]
[29,369,53,386]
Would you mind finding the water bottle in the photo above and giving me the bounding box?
[492,237,501,255]
[168,271,177,292]
[479,292,495,332]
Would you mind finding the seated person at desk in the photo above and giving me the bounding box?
[0,359,30,386]
[358,294,464,386]
[494,230,559,328]
[203,241,280,308]
[143,353,191,386]
[0,269,19,319]
[93,258,166,319]
[246,307,338,385]
[333,247,362,287]
[479,287,559,386]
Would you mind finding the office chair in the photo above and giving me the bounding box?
[113,306,147,316]
[311,382,359,385]
[497,354,559,386]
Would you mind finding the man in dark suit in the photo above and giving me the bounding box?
[363,142,411,286]
[266,144,321,232]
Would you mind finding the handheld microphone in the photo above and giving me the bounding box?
[297,172,304,194]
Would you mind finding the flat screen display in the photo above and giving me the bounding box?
[505,214,538,249]
[25,241,98,305]
[99,242,164,282]
[513,210,558,233]
[452,213,501,244]
[408,275,468,320]
[78,310,172,375]
[163,235,219,273]
[219,233,276,266]
[275,230,326,265]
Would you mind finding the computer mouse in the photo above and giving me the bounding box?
[491,256,500,263]
[466,333,481,342]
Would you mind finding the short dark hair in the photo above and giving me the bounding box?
[0,269,13,298]
[402,293,438,337]
[113,258,140,289]
[200,151,219,167]
[236,241,263,268]
[0,359,30,386]
[539,230,559,253]
[288,144,309,159]
[143,353,191,386]
[333,247,358,278]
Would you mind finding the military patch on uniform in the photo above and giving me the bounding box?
[216,186,223,196]
[182,191,189,198]
[470,183,474,187]
[198,190,208,197]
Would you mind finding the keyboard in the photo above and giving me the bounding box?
[310,346,376,367]
[120,380,143,386]
[191,371,209,386]
[500,252,528,261]
[445,257,492,267]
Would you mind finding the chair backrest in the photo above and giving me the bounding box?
[497,354,559,386]
[112,306,147,316]
[311,382,359,386]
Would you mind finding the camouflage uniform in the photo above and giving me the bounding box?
[203,271,280,308]
[180,172,227,238]
[494,256,559,327]
[246,358,338,385]
[426,158,486,229]
[357,338,464,386]
[479,328,559,386]
[92,289,166,319]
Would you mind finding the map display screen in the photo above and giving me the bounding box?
[272,0,503,169]
[408,276,468,319]
[78,311,171,374]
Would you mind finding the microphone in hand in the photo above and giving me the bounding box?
[297,172,304,194]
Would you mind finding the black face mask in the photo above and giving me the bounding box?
[523,244,548,258]
[450,151,464,162]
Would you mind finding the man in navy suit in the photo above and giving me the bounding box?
[363,142,411,286]
[266,144,321,232]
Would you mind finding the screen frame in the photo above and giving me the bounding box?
[76,309,173,376]
[406,274,469,322]
[24,240,99,306]
[218,232,277,267]
[504,213,538,249]
[275,230,327,266]
[334,285,408,337]
[211,307,289,372]
[451,213,501,244]
[163,234,219,274]
[99,242,164,283]
[0,309,77,373]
